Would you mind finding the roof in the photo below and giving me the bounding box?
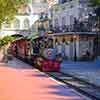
[53,32,97,36]
[15,37,24,41]
[26,32,39,40]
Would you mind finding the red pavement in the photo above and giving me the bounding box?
[0,60,88,100]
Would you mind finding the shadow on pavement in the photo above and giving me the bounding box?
[26,73,48,78]
[44,84,85,100]
[4,58,33,69]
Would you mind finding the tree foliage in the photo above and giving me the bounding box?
[0,0,28,27]
[89,0,100,7]
[89,0,100,16]
[0,36,15,47]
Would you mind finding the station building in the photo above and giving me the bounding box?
[49,0,97,61]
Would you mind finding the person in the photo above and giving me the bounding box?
[55,42,63,62]
[33,40,40,56]
[3,47,8,63]
[7,47,13,60]
[64,41,70,59]
[62,41,65,58]
[3,44,9,63]
[56,42,62,56]
[14,44,18,56]
[86,50,90,57]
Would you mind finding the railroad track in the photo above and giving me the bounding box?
[16,57,100,100]
[46,72,100,100]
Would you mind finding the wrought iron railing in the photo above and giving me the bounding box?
[50,21,95,33]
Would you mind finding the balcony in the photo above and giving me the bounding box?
[50,22,94,34]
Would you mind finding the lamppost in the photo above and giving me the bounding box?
[73,17,77,61]
[73,35,77,61]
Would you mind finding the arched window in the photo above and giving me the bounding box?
[62,16,66,26]
[13,18,20,29]
[23,18,30,29]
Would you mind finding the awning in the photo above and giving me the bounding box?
[15,37,24,41]
[31,35,39,40]
[53,32,97,36]
[26,32,39,40]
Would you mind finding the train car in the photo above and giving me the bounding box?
[11,38,30,59]
[11,41,17,56]
[11,36,60,72]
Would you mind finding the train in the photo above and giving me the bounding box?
[11,35,61,72]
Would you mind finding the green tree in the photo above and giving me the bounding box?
[89,0,100,7]
[0,36,15,48]
[0,0,28,28]
[3,35,15,43]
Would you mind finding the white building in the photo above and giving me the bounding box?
[51,0,91,30]
[50,0,96,61]
[0,0,50,38]
[1,15,39,37]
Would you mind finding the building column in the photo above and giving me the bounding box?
[20,19,24,30]
[76,36,80,59]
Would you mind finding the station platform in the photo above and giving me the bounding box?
[61,60,100,86]
[0,58,90,100]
